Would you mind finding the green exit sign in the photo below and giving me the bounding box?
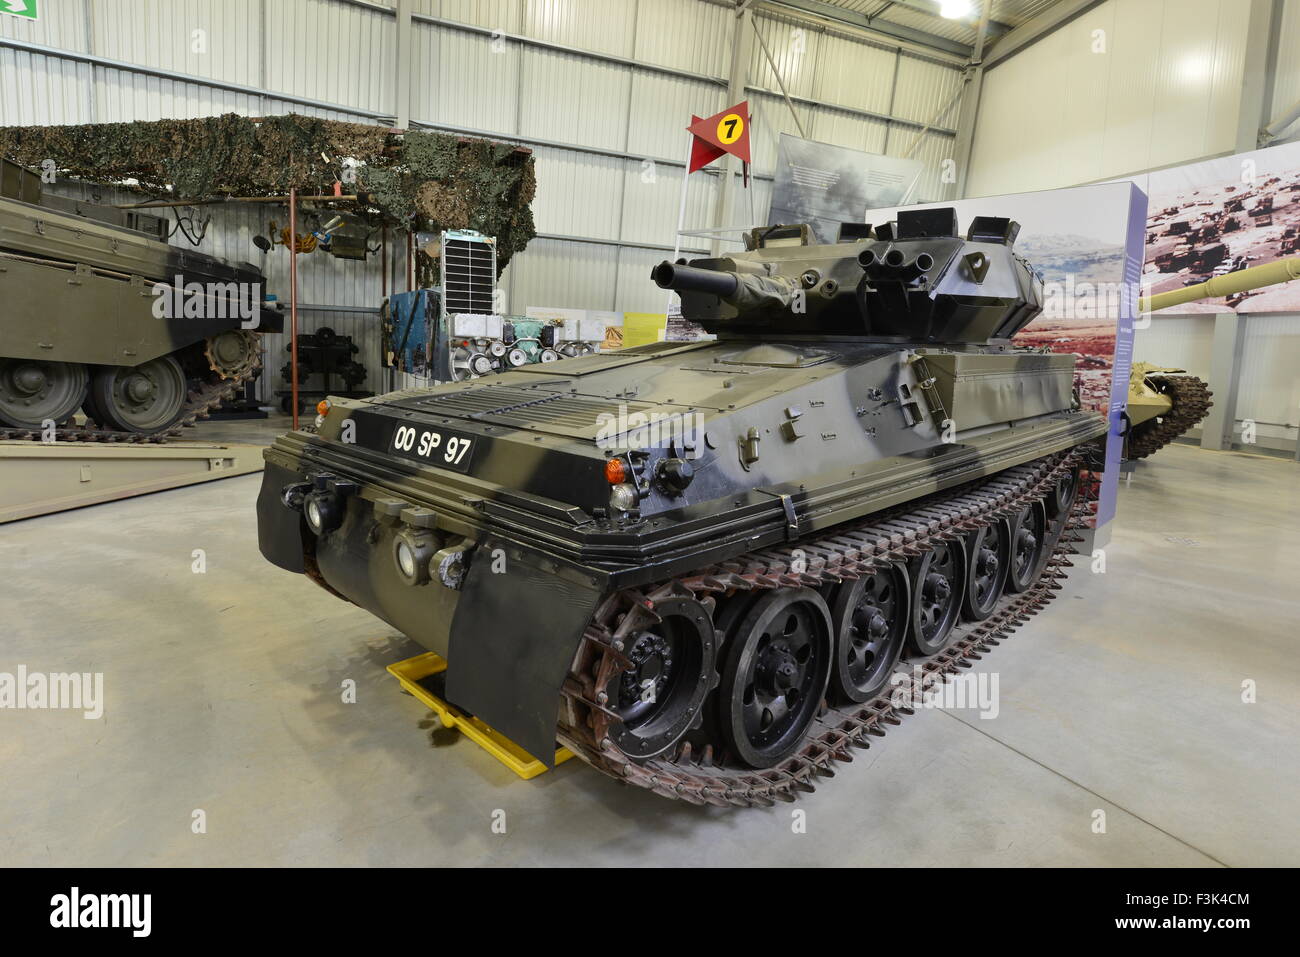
[1,0,38,21]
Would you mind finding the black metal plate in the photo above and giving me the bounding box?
[384,420,477,473]
[446,535,605,767]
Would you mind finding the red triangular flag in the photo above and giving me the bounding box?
[688,115,727,173]
[687,101,751,167]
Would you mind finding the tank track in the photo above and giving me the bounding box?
[1127,374,1213,460]
[0,343,261,444]
[557,449,1090,808]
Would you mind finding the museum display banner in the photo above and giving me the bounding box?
[768,134,924,244]
[867,182,1149,542]
[1132,138,1300,314]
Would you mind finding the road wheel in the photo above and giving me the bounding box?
[718,587,833,768]
[87,355,188,433]
[828,563,909,703]
[906,539,967,656]
[0,359,88,429]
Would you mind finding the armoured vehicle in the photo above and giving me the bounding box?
[1128,254,1300,458]
[0,158,281,436]
[1125,362,1212,460]
[257,207,1106,806]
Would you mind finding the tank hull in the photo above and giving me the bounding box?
[0,193,281,367]
[0,165,281,433]
[257,337,1105,764]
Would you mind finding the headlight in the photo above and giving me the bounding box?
[396,540,416,578]
[303,490,343,535]
[609,482,639,512]
[392,529,436,585]
[305,497,322,531]
[295,475,356,535]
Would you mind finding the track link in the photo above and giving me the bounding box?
[558,449,1091,808]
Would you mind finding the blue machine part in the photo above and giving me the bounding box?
[388,289,436,376]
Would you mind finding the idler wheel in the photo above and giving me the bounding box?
[609,596,717,761]
[0,359,88,429]
[906,539,967,656]
[961,522,1010,621]
[88,356,188,434]
[1007,500,1048,593]
[718,587,833,768]
[828,563,909,703]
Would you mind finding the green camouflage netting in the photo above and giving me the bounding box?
[0,113,536,271]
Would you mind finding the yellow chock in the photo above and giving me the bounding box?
[387,652,574,780]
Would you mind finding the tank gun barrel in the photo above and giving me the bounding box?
[651,261,740,298]
[1140,256,1300,313]
[652,260,798,311]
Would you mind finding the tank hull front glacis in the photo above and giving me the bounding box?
[257,336,1105,767]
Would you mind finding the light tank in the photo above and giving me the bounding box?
[0,158,281,436]
[256,207,1106,806]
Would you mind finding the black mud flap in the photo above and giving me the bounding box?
[256,461,307,573]
[445,536,606,767]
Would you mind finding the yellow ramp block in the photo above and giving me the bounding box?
[387,652,574,780]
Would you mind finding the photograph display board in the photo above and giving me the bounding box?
[1133,139,1300,314]
[868,182,1149,539]
[769,134,924,244]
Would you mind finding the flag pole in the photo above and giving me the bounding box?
[667,131,694,320]
[671,131,693,263]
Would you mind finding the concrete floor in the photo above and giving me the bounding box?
[2,432,1297,866]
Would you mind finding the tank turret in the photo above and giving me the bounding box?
[654,207,1043,342]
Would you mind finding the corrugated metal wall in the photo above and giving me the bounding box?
[967,0,1300,453]
[1238,314,1300,442]
[1131,317,1216,380]
[967,0,1254,197]
[1267,0,1300,143]
[2,0,964,399]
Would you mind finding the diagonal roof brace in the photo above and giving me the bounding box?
[759,0,974,59]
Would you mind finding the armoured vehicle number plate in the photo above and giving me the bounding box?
[388,423,476,472]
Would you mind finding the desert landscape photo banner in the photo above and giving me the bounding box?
[868,181,1148,538]
[1133,139,1300,314]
